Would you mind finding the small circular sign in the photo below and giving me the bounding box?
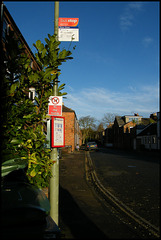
[51,97,60,105]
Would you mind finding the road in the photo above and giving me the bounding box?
[89,148,160,230]
[59,151,144,239]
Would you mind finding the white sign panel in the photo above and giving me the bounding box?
[58,28,79,42]
[51,116,65,148]
[48,96,62,105]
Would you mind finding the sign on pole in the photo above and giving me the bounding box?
[58,28,79,42]
[58,17,79,42]
[51,116,65,148]
[58,18,79,27]
[48,96,62,116]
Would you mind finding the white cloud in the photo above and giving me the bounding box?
[120,2,143,31]
[128,2,143,11]
[64,84,159,120]
[120,12,133,30]
[142,37,153,47]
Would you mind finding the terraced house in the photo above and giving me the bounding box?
[104,113,160,151]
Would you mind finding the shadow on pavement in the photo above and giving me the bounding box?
[59,185,108,239]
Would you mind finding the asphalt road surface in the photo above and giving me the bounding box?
[59,150,160,239]
[90,148,160,229]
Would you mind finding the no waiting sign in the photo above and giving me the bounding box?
[48,96,62,116]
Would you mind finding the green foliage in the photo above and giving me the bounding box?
[58,83,67,97]
[1,32,73,188]
[1,158,27,177]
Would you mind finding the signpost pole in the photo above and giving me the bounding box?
[49,1,59,226]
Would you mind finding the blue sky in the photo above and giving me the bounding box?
[4,1,160,121]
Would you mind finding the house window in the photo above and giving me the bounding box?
[30,60,34,68]
[148,137,151,144]
[2,18,9,41]
[129,117,139,123]
[143,137,146,144]
[145,137,148,144]
[29,87,35,101]
[152,136,156,144]
[30,91,34,100]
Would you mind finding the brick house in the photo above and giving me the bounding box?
[135,112,160,151]
[136,123,158,150]
[1,4,40,72]
[113,114,140,149]
[112,114,157,150]
[1,3,41,104]
[62,105,82,152]
[104,123,114,147]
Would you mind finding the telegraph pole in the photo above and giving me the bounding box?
[49,1,59,225]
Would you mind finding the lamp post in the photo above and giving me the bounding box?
[49,1,59,226]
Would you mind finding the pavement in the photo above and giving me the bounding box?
[59,151,142,239]
[59,151,107,239]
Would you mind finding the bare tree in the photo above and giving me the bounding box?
[102,112,117,128]
[79,115,96,144]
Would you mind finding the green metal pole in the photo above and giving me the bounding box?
[53,1,59,96]
[49,1,59,226]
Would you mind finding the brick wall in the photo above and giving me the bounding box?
[62,111,75,151]
[61,105,82,152]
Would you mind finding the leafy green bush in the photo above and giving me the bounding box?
[1,32,73,188]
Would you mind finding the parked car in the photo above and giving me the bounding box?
[1,168,60,239]
[80,144,86,150]
[86,142,98,151]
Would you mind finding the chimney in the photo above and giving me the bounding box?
[150,113,157,120]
